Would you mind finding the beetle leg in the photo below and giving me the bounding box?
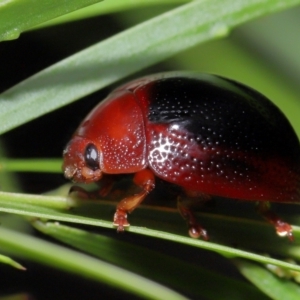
[69,185,91,199]
[113,169,155,232]
[69,174,115,200]
[177,191,210,240]
[256,201,293,241]
[97,174,116,197]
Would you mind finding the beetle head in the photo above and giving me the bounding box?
[62,136,103,183]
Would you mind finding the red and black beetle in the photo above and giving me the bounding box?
[63,73,300,240]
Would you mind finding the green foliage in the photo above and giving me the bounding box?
[0,0,102,41]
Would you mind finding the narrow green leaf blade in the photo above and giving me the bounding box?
[0,227,188,300]
[0,193,299,273]
[0,159,62,173]
[0,253,25,270]
[234,259,300,300]
[0,0,103,41]
[1,0,300,134]
[33,221,269,300]
[36,0,190,28]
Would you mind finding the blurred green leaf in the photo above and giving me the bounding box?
[1,0,300,134]
[234,259,300,300]
[36,0,189,28]
[0,0,102,41]
[0,253,25,270]
[0,159,62,173]
[0,226,187,300]
[0,191,300,273]
[33,221,269,300]
[0,141,20,192]
[0,190,73,210]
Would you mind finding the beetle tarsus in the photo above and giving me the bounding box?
[178,193,210,240]
[188,225,209,240]
[257,201,294,241]
[113,209,130,232]
[274,219,294,242]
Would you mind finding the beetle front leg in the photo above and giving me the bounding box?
[113,169,155,232]
[256,201,293,241]
[69,174,116,200]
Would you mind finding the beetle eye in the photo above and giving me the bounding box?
[84,144,99,171]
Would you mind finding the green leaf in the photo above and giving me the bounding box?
[234,259,300,300]
[0,141,20,192]
[0,226,187,300]
[0,190,74,210]
[0,191,300,273]
[33,221,269,300]
[0,253,25,270]
[0,159,62,173]
[36,0,190,28]
[0,0,103,41]
[1,0,300,134]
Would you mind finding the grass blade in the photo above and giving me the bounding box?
[37,0,190,28]
[0,253,25,270]
[33,221,270,300]
[0,226,188,300]
[234,259,300,300]
[1,0,300,134]
[0,193,299,273]
[0,0,102,41]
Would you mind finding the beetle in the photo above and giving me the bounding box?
[63,72,300,240]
